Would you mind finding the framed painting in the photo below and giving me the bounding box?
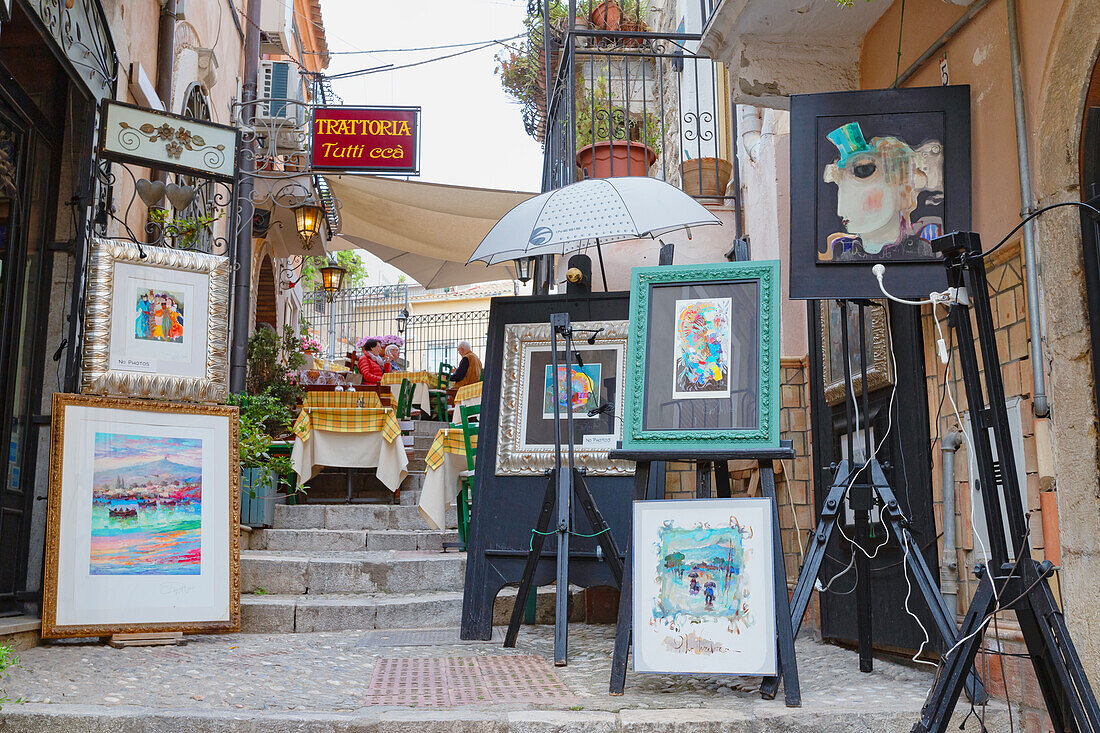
[632,498,776,675]
[81,238,230,402]
[43,393,240,637]
[496,320,633,476]
[790,85,970,299]
[621,261,780,452]
[820,300,894,406]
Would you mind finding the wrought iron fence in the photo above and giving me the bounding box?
[301,285,490,374]
[537,3,732,201]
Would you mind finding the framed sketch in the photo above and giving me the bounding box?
[81,238,230,402]
[632,498,776,675]
[790,85,970,299]
[621,261,780,452]
[496,320,632,476]
[820,300,894,406]
[43,393,240,637]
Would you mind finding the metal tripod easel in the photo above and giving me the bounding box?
[911,231,1100,732]
[761,299,986,704]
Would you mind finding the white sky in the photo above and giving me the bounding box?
[316,0,544,194]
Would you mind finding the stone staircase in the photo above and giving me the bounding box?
[240,421,581,633]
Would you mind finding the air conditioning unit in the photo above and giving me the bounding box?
[259,0,295,55]
[258,59,305,151]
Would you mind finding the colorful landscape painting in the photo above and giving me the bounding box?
[651,519,753,642]
[135,288,185,343]
[90,432,202,576]
[673,298,731,399]
[542,364,601,419]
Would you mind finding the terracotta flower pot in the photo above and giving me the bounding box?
[590,0,621,30]
[679,157,733,198]
[576,140,656,179]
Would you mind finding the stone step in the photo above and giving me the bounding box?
[398,488,422,506]
[240,550,466,595]
[274,503,434,531]
[365,529,458,551]
[250,527,456,552]
[412,420,449,437]
[240,584,584,633]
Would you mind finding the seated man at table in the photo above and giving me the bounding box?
[357,339,389,385]
[451,340,482,389]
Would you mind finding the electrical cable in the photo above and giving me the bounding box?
[308,33,524,55]
[980,200,1100,260]
[325,39,510,80]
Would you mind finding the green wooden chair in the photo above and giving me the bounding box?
[428,362,454,422]
[394,378,416,447]
[455,403,479,549]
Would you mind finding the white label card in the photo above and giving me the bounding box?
[112,357,158,373]
[581,433,616,449]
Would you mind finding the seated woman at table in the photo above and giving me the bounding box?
[384,344,406,372]
[357,339,389,385]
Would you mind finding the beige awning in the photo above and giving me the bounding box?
[327,175,535,289]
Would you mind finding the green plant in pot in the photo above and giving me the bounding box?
[575,76,660,178]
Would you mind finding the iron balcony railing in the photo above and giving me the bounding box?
[535,1,735,202]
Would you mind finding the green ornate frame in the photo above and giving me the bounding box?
[621,260,781,452]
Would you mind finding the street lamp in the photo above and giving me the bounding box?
[294,203,323,249]
[395,307,410,335]
[514,256,534,284]
[319,257,346,301]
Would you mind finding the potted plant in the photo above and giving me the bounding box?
[230,391,296,527]
[148,207,223,249]
[679,151,734,199]
[590,0,621,30]
[575,76,660,178]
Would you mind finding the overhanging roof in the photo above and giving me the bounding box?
[699,0,892,108]
[327,175,535,289]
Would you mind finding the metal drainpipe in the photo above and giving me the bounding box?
[940,431,963,615]
[153,0,177,185]
[229,0,262,393]
[1006,0,1049,418]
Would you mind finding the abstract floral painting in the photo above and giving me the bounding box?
[672,298,731,399]
[542,364,601,419]
[90,433,202,575]
[633,498,775,675]
[135,288,185,343]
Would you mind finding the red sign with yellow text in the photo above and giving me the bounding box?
[311,106,420,174]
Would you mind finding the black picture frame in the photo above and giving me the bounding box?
[461,292,634,641]
[789,85,971,300]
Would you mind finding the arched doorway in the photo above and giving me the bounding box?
[255,255,277,331]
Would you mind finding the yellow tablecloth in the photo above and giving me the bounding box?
[381,371,438,414]
[454,381,482,408]
[419,427,475,531]
[291,401,407,492]
[302,390,383,410]
[292,406,400,443]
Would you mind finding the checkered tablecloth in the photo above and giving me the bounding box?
[454,382,482,404]
[302,391,383,409]
[381,371,436,387]
[425,427,476,471]
[293,406,400,443]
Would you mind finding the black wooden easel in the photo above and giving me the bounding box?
[504,310,623,666]
[760,300,986,705]
[606,444,802,706]
[911,232,1100,732]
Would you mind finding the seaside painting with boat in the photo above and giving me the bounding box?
[90,432,202,576]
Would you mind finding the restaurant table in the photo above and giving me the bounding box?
[418,426,476,531]
[381,370,438,414]
[453,381,482,409]
[291,394,408,493]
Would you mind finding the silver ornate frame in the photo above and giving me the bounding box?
[81,238,230,402]
[496,320,634,476]
[820,300,894,406]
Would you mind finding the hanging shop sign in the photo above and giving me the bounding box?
[310,106,421,175]
[99,101,240,182]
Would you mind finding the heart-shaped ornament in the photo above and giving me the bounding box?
[135,179,165,207]
[165,183,195,211]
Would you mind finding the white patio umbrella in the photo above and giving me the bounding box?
[466,177,722,273]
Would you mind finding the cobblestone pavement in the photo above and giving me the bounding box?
[1,624,1008,726]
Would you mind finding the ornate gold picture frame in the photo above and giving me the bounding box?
[820,300,894,406]
[496,320,633,476]
[81,238,230,402]
[43,393,240,638]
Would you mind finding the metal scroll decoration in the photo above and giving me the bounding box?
[117,121,227,170]
[81,238,230,402]
[496,319,634,477]
[25,0,117,101]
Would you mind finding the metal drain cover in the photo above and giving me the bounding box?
[365,654,576,707]
[356,627,505,649]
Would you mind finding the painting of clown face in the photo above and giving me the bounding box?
[819,119,945,263]
[672,298,732,399]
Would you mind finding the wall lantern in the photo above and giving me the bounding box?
[319,257,346,301]
[514,256,534,284]
[395,306,410,335]
[294,203,323,248]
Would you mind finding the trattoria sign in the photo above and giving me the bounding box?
[311,106,420,174]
